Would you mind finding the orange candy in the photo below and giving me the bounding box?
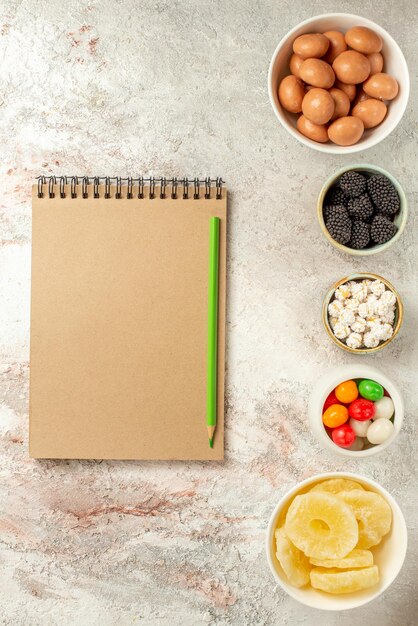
[322,404,349,428]
[335,380,359,404]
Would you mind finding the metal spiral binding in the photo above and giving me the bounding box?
[216,177,222,200]
[127,177,133,199]
[138,176,144,199]
[193,178,200,200]
[71,176,78,198]
[149,177,155,199]
[104,177,111,199]
[115,177,122,199]
[204,177,211,199]
[82,176,89,199]
[183,178,189,200]
[48,176,56,198]
[60,176,66,198]
[93,177,100,199]
[171,177,178,199]
[160,177,166,199]
[36,176,224,199]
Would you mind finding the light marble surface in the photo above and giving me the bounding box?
[0,1,417,624]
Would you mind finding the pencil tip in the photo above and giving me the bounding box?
[209,438,214,448]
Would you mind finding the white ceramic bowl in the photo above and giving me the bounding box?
[268,13,410,153]
[308,364,403,457]
[266,472,407,610]
[318,164,408,256]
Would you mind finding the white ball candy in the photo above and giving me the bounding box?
[340,308,355,325]
[349,418,372,437]
[333,322,350,340]
[335,284,351,301]
[374,396,394,420]
[346,332,363,350]
[367,418,394,445]
[370,280,386,297]
[347,437,364,451]
[363,331,380,348]
[380,289,396,306]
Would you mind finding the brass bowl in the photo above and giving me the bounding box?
[322,273,403,354]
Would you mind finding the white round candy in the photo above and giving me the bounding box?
[328,300,344,317]
[351,316,366,334]
[346,332,363,349]
[333,322,350,340]
[381,323,393,341]
[380,309,395,324]
[380,289,396,306]
[335,284,351,301]
[347,437,364,451]
[345,298,359,313]
[340,308,355,325]
[349,418,372,437]
[374,396,394,420]
[329,317,338,329]
[363,331,380,348]
[367,418,394,445]
[370,280,386,297]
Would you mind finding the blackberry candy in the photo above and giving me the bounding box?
[347,193,374,221]
[326,206,352,245]
[323,203,347,222]
[348,220,370,249]
[367,175,400,216]
[325,186,348,207]
[339,171,367,198]
[371,215,398,244]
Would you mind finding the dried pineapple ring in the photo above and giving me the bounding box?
[337,489,392,549]
[275,527,311,588]
[310,478,365,495]
[310,565,379,594]
[285,492,358,560]
[309,548,373,569]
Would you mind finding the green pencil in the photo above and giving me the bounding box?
[207,216,220,448]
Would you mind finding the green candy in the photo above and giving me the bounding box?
[358,379,384,401]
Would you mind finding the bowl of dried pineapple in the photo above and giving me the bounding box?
[266,473,407,609]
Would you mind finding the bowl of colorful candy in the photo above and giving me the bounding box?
[266,472,407,610]
[317,164,407,255]
[323,273,403,353]
[308,364,403,457]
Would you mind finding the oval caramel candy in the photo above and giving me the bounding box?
[332,50,371,84]
[323,30,347,63]
[363,73,399,100]
[289,53,304,77]
[328,87,350,120]
[345,26,383,54]
[352,98,387,128]
[278,75,305,113]
[297,115,329,143]
[299,58,335,89]
[302,88,335,125]
[328,116,364,146]
[293,33,329,59]
[367,52,384,75]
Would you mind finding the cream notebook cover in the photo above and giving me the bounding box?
[30,177,226,460]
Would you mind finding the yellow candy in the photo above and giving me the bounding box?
[275,527,311,588]
[285,492,358,560]
[310,565,379,594]
[309,548,373,569]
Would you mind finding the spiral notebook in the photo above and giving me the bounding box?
[30,177,227,460]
